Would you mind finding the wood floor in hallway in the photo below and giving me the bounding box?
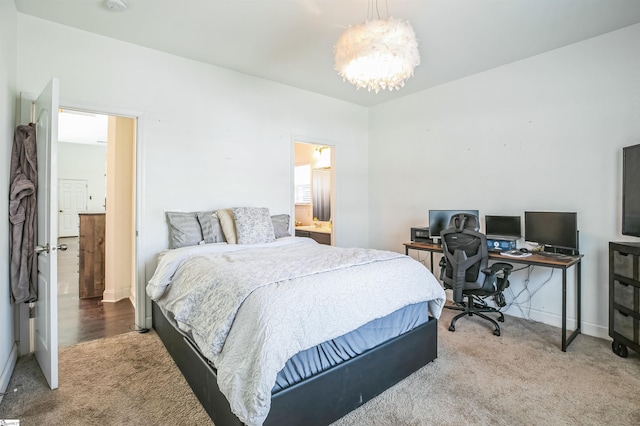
[57,236,135,347]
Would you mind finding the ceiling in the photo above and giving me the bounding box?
[58,109,108,145]
[15,0,640,107]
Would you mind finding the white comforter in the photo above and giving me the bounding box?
[147,237,445,426]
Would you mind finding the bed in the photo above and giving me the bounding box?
[148,208,446,426]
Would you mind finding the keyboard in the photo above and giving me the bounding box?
[534,251,573,259]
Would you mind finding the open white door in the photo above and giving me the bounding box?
[34,78,60,389]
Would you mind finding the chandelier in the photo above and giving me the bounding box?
[334,1,420,93]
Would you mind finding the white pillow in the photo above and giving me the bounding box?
[216,209,237,244]
[232,207,276,245]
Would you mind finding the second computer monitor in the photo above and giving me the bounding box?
[485,215,522,239]
[429,210,479,240]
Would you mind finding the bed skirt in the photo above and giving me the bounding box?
[152,301,438,425]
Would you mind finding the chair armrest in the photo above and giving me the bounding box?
[482,262,513,294]
[482,262,513,278]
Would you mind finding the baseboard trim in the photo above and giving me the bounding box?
[581,321,609,340]
[506,306,609,340]
[0,343,18,402]
[103,286,132,303]
[447,288,610,341]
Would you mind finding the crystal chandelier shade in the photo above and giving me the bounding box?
[334,17,420,93]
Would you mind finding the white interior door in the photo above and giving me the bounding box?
[34,78,60,390]
[58,178,87,237]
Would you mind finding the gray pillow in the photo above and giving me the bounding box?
[166,211,204,249]
[271,214,291,238]
[232,207,276,245]
[197,211,227,243]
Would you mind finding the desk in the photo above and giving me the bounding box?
[404,241,583,352]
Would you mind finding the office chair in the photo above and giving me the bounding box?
[438,213,513,336]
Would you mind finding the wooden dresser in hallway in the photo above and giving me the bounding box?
[78,212,105,299]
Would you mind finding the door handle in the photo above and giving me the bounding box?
[35,244,50,254]
[35,243,68,254]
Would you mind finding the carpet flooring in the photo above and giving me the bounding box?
[1,308,639,425]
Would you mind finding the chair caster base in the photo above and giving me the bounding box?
[448,298,505,336]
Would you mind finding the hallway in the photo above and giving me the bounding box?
[57,236,134,347]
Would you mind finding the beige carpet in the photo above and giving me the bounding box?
[0,330,211,425]
[1,308,639,425]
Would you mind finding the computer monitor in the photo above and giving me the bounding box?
[485,215,521,239]
[524,211,578,251]
[622,144,640,237]
[429,210,480,240]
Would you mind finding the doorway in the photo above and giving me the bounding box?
[293,141,334,245]
[56,108,135,347]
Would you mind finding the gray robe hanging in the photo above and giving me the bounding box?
[9,124,38,303]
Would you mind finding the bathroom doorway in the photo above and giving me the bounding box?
[293,141,334,245]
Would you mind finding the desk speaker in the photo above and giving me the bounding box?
[411,227,431,243]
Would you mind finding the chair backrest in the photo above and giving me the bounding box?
[440,213,489,302]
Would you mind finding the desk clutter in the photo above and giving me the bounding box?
[410,210,580,257]
[500,250,531,258]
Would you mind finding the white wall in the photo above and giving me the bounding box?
[58,142,107,212]
[104,116,136,303]
[16,14,370,325]
[369,24,640,339]
[12,9,638,349]
[0,0,18,397]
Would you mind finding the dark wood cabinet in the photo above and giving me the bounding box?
[79,213,106,299]
[609,241,640,357]
[295,229,331,245]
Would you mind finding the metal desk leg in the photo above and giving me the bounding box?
[562,268,567,351]
[562,261,582,351]
[577,261,582,333]
[406,246,436,273]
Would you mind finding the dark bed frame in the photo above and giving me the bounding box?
[152,301,438,426]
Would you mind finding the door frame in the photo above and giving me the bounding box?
[17,95,146,355]
[291,136,336,245]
